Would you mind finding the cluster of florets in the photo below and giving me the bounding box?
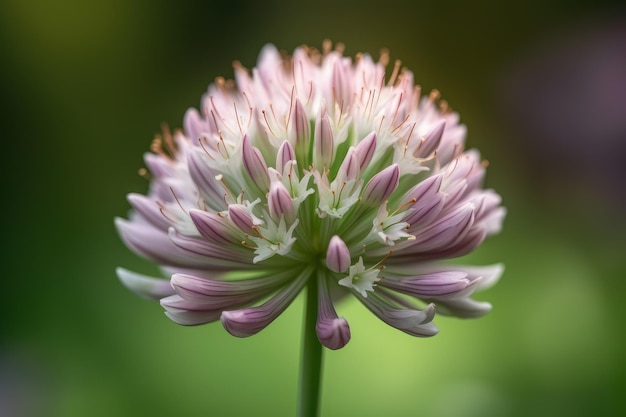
[116,42,505,349]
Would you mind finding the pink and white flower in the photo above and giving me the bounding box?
[116,41,505,350]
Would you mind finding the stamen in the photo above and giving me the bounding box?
[261,110,277,137]
[392,198,417,216]
[233,102,244,134]
[322,39,332,55]
[159,206,178,224]
[138,168,150,179]
[390,92,403,126]
[240,240,256,250]
[402,123,417,157]
[217,132,230,159]
[160,123,177,157]
[378,115,386,131]
[379,48,390,66]
[241,92,253,129]
[336,99,345,128]
[429,89,440,103]
[169,187,188,215]
[388,59,401,86]
[198,136,216,160]
[371,250,393,269]
[150,137,168,159]
[286,87,295,132]
[215,174,235,204]
[215,76,226,92]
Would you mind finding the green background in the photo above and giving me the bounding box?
[2,1,624,416]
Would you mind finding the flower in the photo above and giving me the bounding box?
[116,41,506,350]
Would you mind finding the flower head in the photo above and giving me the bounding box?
[116,41,505,349]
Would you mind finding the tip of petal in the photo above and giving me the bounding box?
[116,267,175,300]
[316,317,351,350]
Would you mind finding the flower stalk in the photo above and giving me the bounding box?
[298,276,323,417]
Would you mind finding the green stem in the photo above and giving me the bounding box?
[298,276,323,417]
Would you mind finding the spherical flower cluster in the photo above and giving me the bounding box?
[116,42,505,349]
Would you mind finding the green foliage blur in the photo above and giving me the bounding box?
[2,1,624,416]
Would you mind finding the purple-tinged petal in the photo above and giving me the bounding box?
[291,99,310,164]
[316,272,350,349]
[336,148,360,182]
[410,203,475,252]
[187,149,227,211]
[356,293,439,337]
[161,295,223,325]
[127,193,171,230]
[168,228,254,268]
[221,269,310,337]
[415,120,445,158]
[353,131,377,172]
[189,209,239,245]
[331,57,352,107]
[326,235,351,273]
[268,181,296,223]
[143,152,175,179]
[169,278,273,310]
[115,218,200,267]
[228,205,254,233]
[380,271,471,299]
[117,268,175,300]
[314,108,334,170]
[276,140,296,173]
[433,298,493,318]
[242,134,270,192]
[316,316,350,350]
[361,164,400,206]
[171,273,290,302]
[402,174,445,227]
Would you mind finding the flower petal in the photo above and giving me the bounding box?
[117,268,175,300]
[221,268,310,337]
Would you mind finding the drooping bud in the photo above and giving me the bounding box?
[361,164,400,206]
[242,134,270,192]
[316,272,351,349]
[268,181,296,223]
[314,107,334,170]
[326,235,351,273]
[221,272,308,337]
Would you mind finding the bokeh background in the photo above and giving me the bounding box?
[2,1,625,416]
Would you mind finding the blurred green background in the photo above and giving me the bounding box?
[2,1,625,416]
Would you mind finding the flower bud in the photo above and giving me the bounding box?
[361,164,400,205]
[326,235,351,273]
[276,140,296,173]
[415,120,445,158]
[354,131,377,171]
[268,181,296,223]
[291,98,310,165]
[228,204,258,233]
[314,108,334,170]
[242,134,270,192]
